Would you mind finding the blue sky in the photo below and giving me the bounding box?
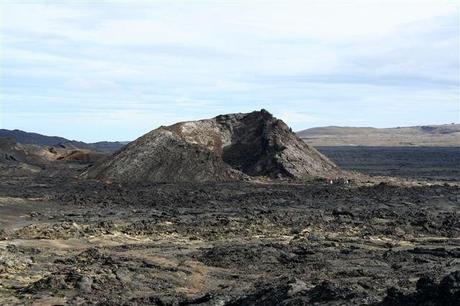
[0,0,459,142]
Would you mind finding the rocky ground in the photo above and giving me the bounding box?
[0,166,459,305]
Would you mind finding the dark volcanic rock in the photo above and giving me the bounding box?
[86,110,340,182]
[378,271,460,306]
[226,279,361,306]
[0,174,458,305]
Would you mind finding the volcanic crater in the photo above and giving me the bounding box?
[86,109,341,183]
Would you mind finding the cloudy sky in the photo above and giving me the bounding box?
[0,0,458,142]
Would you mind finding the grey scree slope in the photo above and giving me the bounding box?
[85,110,341,182]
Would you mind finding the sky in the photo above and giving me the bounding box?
[0,0,459,142]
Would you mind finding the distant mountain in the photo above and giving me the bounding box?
[0,129,69,146]
[0,129,127,153]
[0,136,109,177]
[0,137,50,166]
[297,124,460,147]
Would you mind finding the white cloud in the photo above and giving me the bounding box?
[0,0,458,141]
[2,1,457,46]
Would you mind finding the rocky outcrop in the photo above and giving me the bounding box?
[378,271,460,306]
[86,110,340,182]
[85,128,244,182]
